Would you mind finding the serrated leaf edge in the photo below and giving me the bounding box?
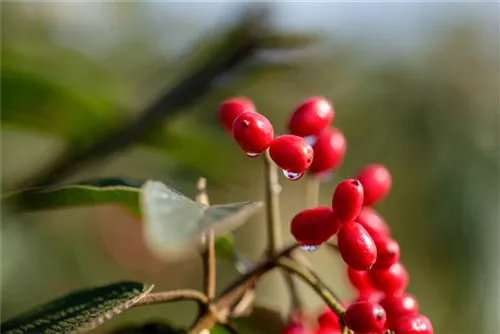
[69,283,154,334]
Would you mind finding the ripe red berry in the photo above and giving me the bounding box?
[269,135,314,180]
[369,262,409,294]
[314,327,341,334]
[291,207,340,248]
[355,289,384,304]
[372,235,400,270]
[356,207,391,238]
[218,97,256,133]
[317,307,341,330]
[338,222,377,270]
[232,112,274,156]
[281,323,313,334]
[343,301,386,333]
[393,314,433,334]
[347,267,374,292]
[356,164,392,206]
[380,293,419,329]
[288,96,334,138]
[309,127,346,175]
[331,179,364,223]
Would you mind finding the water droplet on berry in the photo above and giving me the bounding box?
[283,170,304,180]
[304,135,318,146]
[245,151,260,158]
[300,245,320,252]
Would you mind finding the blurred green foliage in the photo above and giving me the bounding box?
[1,2,498,334]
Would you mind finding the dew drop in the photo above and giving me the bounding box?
[283,170,304,180]
[245,151,260,158]
[300,245,320,252]
[304,135,318,146]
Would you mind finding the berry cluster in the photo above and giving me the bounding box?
[218,96,432,334]
[219,96,343,180]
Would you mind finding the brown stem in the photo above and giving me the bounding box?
[196,178,216,300]
[188,243,299,334]
[306,176,320,208]
[263,151,282,256]
[133,289,209,307]
[263,151,303,312]
[277,257,345,318]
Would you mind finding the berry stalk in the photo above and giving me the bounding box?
[196,178,216,302]
[306,176,320,208]
[263,151,303,312]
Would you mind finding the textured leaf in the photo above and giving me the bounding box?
[0,281,154,334]
[3,178,143,217]
[141,180,262,257]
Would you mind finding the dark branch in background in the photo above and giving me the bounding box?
[16,6,271,192]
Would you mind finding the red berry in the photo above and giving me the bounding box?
[343,301,386,333]
[380,293,419,329]
[288,96,334,137]
[331,179,364,223]
[393,314,433,334]
[338,222,377,270]
[218,97,256,133]
[369,262,409,294]
[356,164,392,206]
[347,267,374,292]
[232,112,274,156]
[309,127,346,175]
[269,135,314,178]
[282,323,313,334]
[356,207,391,238]
[291,207,340,247]
[317,307,341,330]
[314,327,341,334]
[355,290,384,304]
[372,235,400,270]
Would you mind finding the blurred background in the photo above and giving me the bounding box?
[1,2,499,333]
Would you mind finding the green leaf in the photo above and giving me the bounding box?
[4,178,262,256]
[0,281,154,334]
[141,180,262,257]
[3,178,143,217]
[214,234,235,262]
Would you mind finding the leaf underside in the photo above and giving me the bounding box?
[1,281,154,334]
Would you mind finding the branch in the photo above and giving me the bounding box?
[277,257,345,318]
[17,7,270,191]
[133,289,209,307]
[263,150,282,256]
[188,243,299,334]
[306,176,320,208]
[196,177,216,300]
[263,151,303,313]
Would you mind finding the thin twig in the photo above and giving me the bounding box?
[188,243,300,334]
[277,257,345,318]
[196,177,216,300]
[263,151,282,256]
[306,176,320,208]
[262,151,304,312]
[133,289,209,307]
